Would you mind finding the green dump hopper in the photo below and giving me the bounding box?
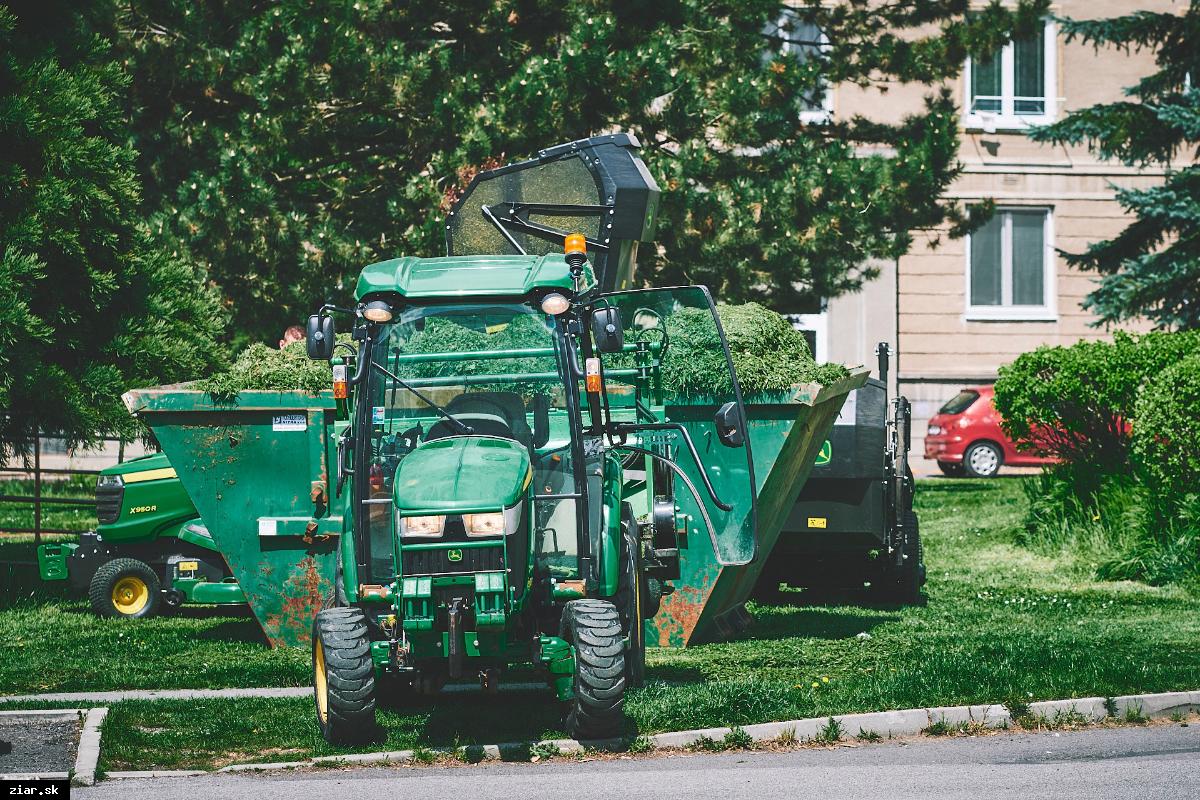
[122,387,341,647]
[126,368,865,649]
[648,368,869,646]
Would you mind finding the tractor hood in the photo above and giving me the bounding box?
[393,436,531,513]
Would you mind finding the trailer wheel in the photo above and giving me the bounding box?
[890,510,925,604]
[312,607,376,745]
[561,599,626,740]
[615,503,648,687]
[89,558,161,619]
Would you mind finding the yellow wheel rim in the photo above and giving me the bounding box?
[314,638,329,724]
[111,576,149,615]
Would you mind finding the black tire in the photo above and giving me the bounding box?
[312,607,376,744]
[88,558,161,619]
[937,460,965,477]
[615,504,648,688]
[561,599,626,740]
[890,509,925,604]
[962,441,1003,478]
[321,549,349,610]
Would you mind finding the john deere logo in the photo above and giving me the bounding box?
[447,549,463,563]
[814,440,832,467]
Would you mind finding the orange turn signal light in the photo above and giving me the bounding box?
[585,357,602,393]
[332,364,348,400]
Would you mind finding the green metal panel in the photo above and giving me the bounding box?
[174,519,222,552]
[393,437,530,512]
[36,542,76,581]
[174,578,246,604]
[649,368,869,646]
[355,254,591,299]
[124,386,340,647]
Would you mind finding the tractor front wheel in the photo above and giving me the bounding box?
[89,558,161,619]
[562,599,626,740]
[312,607,376,745]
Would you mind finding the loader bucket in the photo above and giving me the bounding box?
[649,368,870,646]
[122,386,340,647]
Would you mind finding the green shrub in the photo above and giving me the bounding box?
[994,330,1200,479]
[1132,354,1200,500]
[1020,466,1200,586]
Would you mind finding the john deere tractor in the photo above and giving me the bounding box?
[304,135,759,742]
[36,452,244,618]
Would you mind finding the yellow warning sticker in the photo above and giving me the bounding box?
[807,517,828,529]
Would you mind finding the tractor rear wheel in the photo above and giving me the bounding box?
[312,607,376,744]
[561,599,626,740]
[89,558,161,619]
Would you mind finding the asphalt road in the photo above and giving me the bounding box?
[80,723,1200,800]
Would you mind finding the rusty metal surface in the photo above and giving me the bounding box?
[125,388,340,648]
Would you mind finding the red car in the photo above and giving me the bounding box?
[924,385,1055,478]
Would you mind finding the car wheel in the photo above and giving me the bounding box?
[937,461,965,477]
[962,442,1002,478]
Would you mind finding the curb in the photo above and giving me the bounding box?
[0,707,104,786]
[97,688,1199,779]
[0,682,547,706]
[73,707,108,787]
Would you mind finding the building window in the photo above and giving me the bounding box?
[966,208,1056,321]
[964,21,1055,129]
[764,9,832,122]
[786,312,827,363]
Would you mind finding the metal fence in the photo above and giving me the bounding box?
[0,431,134,544]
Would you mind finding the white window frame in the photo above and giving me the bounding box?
[964,207,1057,322]
[786,312,828,363]
[768,10,834,124]
[963,20,1056,131]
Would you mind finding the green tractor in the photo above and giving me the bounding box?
[36,452,244,618]
[303,135,760,742]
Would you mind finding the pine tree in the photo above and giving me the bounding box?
[1028,4,1200,329]
[0,1,225,460]
[120,0,1047,343]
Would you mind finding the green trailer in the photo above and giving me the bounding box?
[124,135,862,740]
[35,452,245,618]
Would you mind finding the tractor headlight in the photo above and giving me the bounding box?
[96,474,124,489]
[400,515,446,537]
[464,512,506,537]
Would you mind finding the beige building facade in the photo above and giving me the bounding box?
[796,0,1179,459]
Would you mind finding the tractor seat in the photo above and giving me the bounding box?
[440,392,534,448]
[424,412,516,443]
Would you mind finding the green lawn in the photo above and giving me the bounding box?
[2,477,1198,770]
[0,476,97,535]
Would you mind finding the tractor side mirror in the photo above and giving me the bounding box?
[591,307,625,353]
[307,314,336,361]
[713,401,744,447]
